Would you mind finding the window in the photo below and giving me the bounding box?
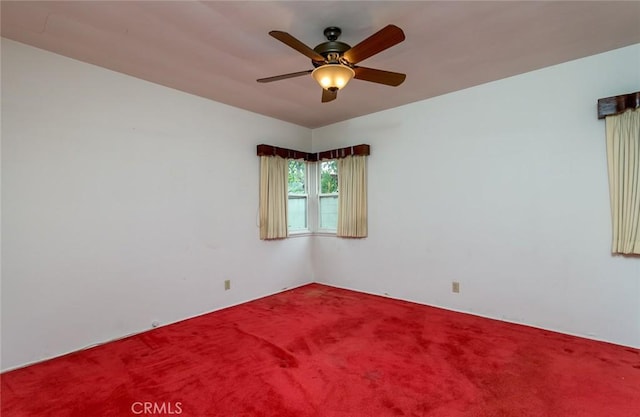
[287,159,307,231]
[288,159,338,233]
[258,143,368,238]
[318,160,338,231]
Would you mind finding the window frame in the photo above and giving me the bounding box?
[287,159,309,234]
[317,159,339,233]
[285,159,340,237]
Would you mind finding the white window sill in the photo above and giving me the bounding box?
[287,230,337,238]
[314,231,337,237]
[288,230,312,237]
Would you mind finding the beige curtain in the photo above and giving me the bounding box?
[606,108,640,254]
[259,155,288,240]
[337,155,368,238]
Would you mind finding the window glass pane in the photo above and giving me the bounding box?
[288,196,307,230]
[319,195,338,230]
[320,160,338,194]
[288,160,307,231]
[288,160,306,194]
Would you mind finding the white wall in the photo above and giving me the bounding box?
[312,44,640,348]
[1,39,313,371]
[2,38,639,372]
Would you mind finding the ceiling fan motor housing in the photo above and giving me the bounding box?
[313,27,351,66]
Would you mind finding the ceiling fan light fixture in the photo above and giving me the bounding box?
[312,64,355,91]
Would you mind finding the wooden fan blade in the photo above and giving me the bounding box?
[269,31,326,62]
[353,66,406,86]
[257,70,313,83]
[343,25,405,65]
[322,88,337,103]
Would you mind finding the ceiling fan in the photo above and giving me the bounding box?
[257,25,406,103]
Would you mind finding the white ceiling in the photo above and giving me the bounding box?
[2,1,639,128]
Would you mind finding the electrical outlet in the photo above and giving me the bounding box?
[224,280,231,291]
[452,281,460,293]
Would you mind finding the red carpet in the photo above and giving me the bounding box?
[2,283,639,416]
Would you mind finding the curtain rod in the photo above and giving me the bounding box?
[257,144,370,161]
[597,91,640,119]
